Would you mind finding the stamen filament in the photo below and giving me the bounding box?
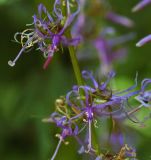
[51,138,62,160]
[87,120,92,152]
[128,104,143,115]
[8,36,34,67]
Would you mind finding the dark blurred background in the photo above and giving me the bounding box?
[1,0,151,159]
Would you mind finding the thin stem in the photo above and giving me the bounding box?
[62,0,83,86]
[108,106,114,139]
[51,138,62,160]
[68,41,83,86]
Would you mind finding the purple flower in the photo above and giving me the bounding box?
[94,31,135,74]
[106,11,134,28]
[8,0,81,69]
[66,88,96,152]
[46,70,144,159]
[49,112,79,160]
[51,112,79,139]
[81,70,138,99]
[109,120,124,151]
[72,0,86,39]
[136,34,151,47]
[66,70,139,153]
[132,0,151,12]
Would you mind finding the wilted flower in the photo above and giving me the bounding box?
[8,0,80,69]
[132,0,151,12]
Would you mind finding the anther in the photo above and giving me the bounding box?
[8,60,15,67]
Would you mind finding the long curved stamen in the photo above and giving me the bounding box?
[66,90,83,110]
[8,36,34,67]
[141,79,151,92]
[122,104,143,124]
[14,32,22,43]
[51,138,62,160]
[53,0,63,20]
[115,72,138,95]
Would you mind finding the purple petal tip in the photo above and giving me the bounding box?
[136,34,151,47]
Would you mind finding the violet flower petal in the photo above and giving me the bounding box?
[115,72,138,95]
[106,11,134,28]
[59,0,80,34]
[136,34,151,47]
[141,78,151,92]
[38,3,47,18]
[132,0,151,12]
[100,71,115,90]
[53,0,63,20]
[82,70,99,88]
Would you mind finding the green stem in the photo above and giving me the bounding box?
[107,106,114,143]
[62,0,83,86]
[68,43,83,86]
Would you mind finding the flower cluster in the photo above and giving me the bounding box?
[8,0,81,69]
[9,0,151,160]
[44,70,151,159]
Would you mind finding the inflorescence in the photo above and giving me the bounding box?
[44,70,151,159]
[8,0,81,69]
[9,0,151,160]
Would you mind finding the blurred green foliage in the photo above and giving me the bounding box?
[1,0,151,159]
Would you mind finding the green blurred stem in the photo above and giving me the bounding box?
[108,107,114,140]
[68,42,83,86]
